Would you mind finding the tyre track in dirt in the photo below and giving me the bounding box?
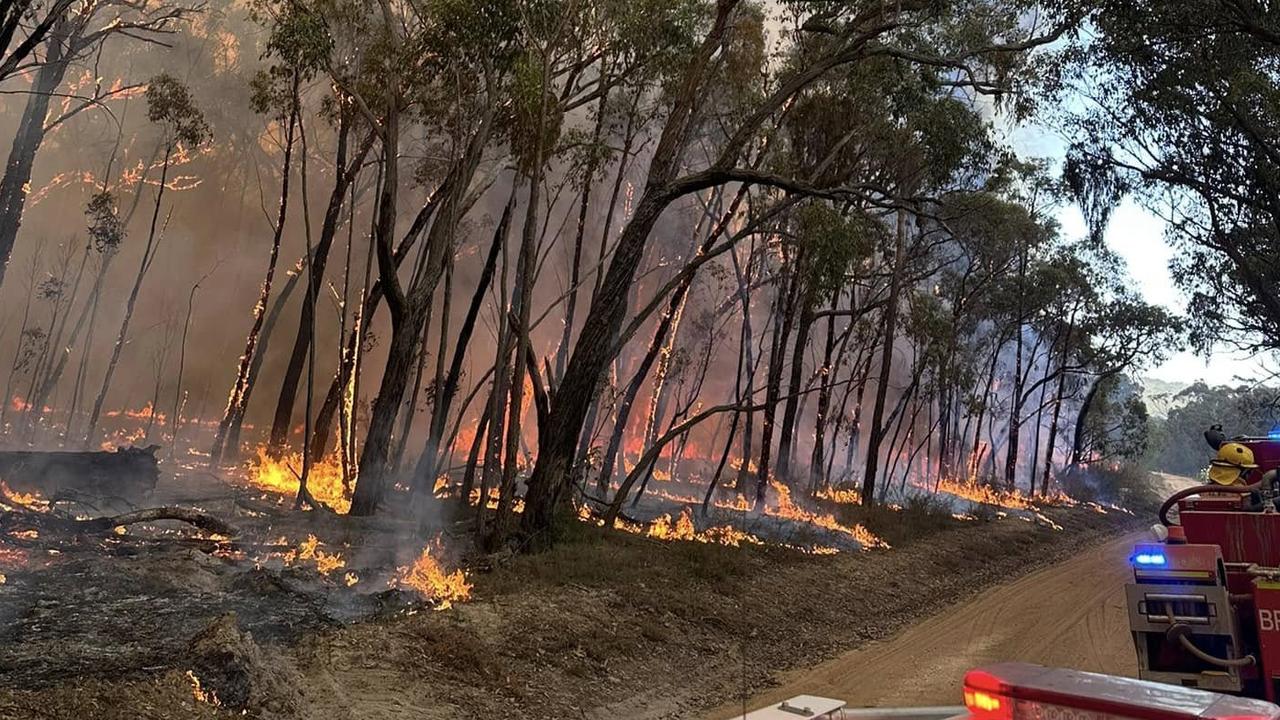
[711,531,1143,717]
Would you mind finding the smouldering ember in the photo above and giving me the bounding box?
[185,670,220,706]
[0,546,29,568]
[390,542,472,610]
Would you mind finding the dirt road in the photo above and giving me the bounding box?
[713,531,1144,717]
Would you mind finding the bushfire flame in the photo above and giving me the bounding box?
[248,447,350,513]
[391,543,472,610]
[0,482,47,512]
[644,508,764,547]
[768,480,888,549]
[185,670,220,706]
[282,534,346,576]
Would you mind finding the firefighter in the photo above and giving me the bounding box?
[1207,441,1258,486]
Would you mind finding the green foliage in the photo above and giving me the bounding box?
[85,191,124,254]
[252,0,333,77]
[794,203,877,295]
[145,73,210,148]
[1069,1,1280,353]
[1079,375,1151,464]
[1059,463,1160,510]
[508,50,564,174]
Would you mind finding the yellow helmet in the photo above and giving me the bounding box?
[1208,442,1258,485]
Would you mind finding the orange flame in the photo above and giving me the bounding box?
[0,482,47,512]
[767,480,888,549]
[815,486,862,505]
[248,447,349,513]
[390,541,472,610]
[282,534,346,576]
[185,670,220,706]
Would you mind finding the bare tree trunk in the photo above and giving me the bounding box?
[861,211,907,505]
[0,42,67,290]
[1,246,42,430]
[352,107,494,513]
[210,84,299,464]
[1003,242,1027,489]
[520,3,744,540]
[556,85,610,382]
[265,122,370,455]
[777,278,815,482]
[411,189,514,489]
[1041,312,1077,491]
[82,148,173,448]
[809,289,839,492]
[1070,370,1117,469]
[758,261,796,501]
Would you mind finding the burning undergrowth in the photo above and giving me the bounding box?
[0,464,472,696]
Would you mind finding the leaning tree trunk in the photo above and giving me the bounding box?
[210,87,299,464]
[519,3,742,542]
[1070,369,1118,469]
[411,189,514,490]
[351,104,493,513]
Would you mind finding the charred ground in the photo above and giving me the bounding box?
[0,465,1140,720]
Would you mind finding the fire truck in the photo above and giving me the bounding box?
[1125,427,1280,701]
[743,426,1280,719]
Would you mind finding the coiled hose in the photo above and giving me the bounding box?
[1165,609,1255,668]
[1157,469,1276,526]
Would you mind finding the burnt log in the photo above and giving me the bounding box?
[0,444,160,503]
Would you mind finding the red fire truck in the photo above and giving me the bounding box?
[1125,428,1280,701]
[744,426,1280,720]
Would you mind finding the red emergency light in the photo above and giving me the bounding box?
[964,663,1280,720]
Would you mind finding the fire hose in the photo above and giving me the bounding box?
[1164,609,1256,668]
[1158,469,1277,527]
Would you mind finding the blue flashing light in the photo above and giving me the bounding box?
[1134,552,1167,566]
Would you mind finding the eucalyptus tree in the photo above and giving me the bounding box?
[259,0,376,459]
[1067,1,1280,355]
[209,0,331,463]
[344,0,523,515]
[520,0,1083,540]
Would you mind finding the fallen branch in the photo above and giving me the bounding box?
[74,507,239,537]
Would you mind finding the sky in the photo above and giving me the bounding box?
[1010,123,1271,387]
[1059,201,1271,385]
